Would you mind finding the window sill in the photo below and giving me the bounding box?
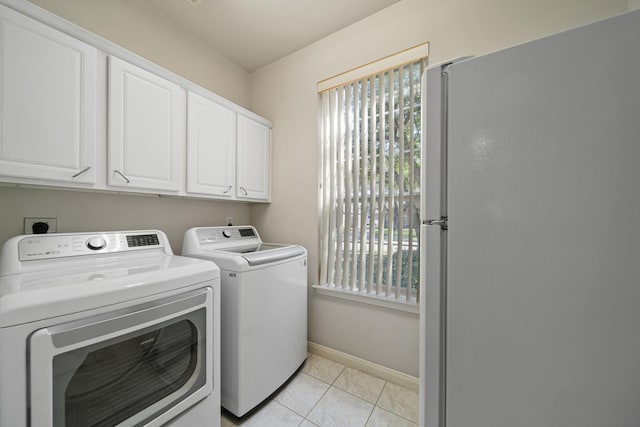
[312,284,420,315]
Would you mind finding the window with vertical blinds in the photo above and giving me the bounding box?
[318,51,427,309]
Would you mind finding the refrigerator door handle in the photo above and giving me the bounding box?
[424,217,448,229]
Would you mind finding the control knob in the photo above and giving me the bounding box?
[87,237,107,250]
[222,230,233,238]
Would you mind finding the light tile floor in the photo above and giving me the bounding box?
[222,354,418,427]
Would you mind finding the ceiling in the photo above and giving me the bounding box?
[144,0,402,72]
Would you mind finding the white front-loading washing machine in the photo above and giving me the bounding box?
[182,226,307,417]
[0,230,220,427]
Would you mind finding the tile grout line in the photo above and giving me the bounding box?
[300,379,333,425]
[361,381,387,427]
[332,379,386,406]
[377,382,420,425]
[374,382,387,406]
[297,360,346,425]
[306,365,384,427]
[363,409,375,427]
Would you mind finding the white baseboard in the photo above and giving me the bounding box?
[307,341,419,391]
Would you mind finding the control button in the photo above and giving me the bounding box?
[87,237,107,250]
[222,230,232,238]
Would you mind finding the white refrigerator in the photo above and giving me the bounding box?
[419,9,640,427]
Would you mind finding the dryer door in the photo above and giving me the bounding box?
[29,288,213,427]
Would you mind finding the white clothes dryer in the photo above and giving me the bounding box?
[182,226,307,417]
[0,230,220,427]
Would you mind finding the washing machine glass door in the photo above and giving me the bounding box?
[29,288,213,427]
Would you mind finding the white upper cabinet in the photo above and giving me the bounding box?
[236,115,270,201]
[0,4,97,184]
[108,56,185,192]
[187,92,236,197]
[0,2,272,201]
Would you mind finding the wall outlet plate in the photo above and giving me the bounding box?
[24,217,57,234]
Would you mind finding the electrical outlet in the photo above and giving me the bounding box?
[225,216,233,226]
[24,217,57,234]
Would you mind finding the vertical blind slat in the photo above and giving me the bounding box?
[359,78,369,291]
[416,59,426,302]
[351,81,361,292]
[335,88,345,288]
[367,75,376,294]
[385,69,396,297]
[320,92,330,285]
[407,64,416,301]
[327,90,337,286]
[376,72,385,295]
[343,84,353,289]
[395,66,405,299]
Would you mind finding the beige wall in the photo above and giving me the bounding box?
[0,0,254,253]
[0,186,250,254]
[249,0,628,376]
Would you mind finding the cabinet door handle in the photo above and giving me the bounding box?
[223,185,232,194]
[114,170,131,183]
[239,186,248,196]
[72,166,91,178]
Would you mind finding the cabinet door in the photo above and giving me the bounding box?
[0,5,96,184]
[236,115,270,201]
[187,92,235,197]
[108,56,185,192]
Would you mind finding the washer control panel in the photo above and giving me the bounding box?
[18,231,165,261]
[196,226,258,244]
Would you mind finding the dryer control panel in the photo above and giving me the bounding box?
[16,231,167,262]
